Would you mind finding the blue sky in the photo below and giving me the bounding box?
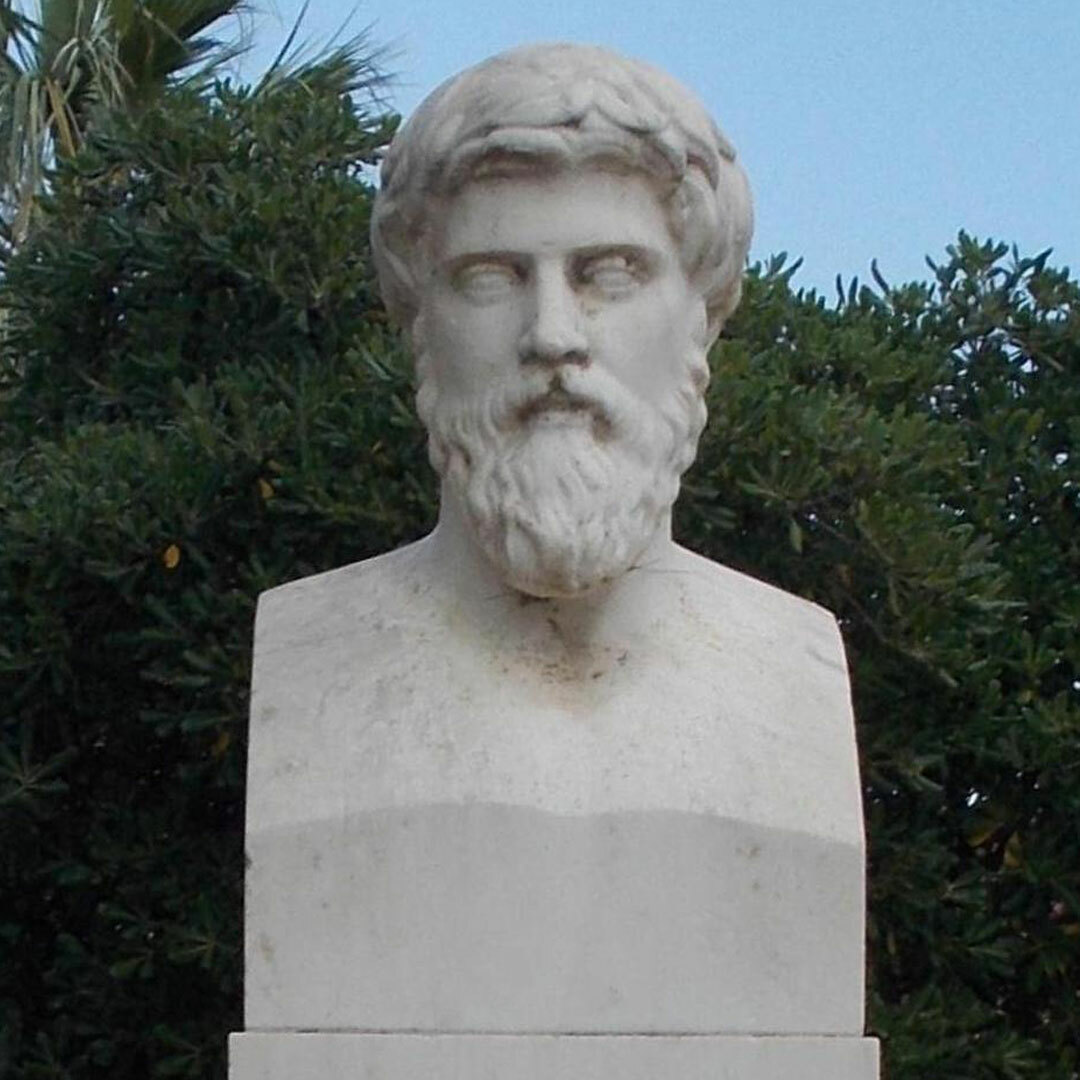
[238,1,1080,297]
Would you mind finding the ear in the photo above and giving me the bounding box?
[704,312,724,351]
[688,294,719,352]
[705,276,743,347]
[409,310,428,354]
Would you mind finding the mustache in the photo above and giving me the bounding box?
[491,367,637,440]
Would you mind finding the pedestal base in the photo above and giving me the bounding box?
[229,1032,879,1079]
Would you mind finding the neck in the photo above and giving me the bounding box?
[419,483,680,643]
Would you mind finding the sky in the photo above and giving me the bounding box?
[236,1,1080,297]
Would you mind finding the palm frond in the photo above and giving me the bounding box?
[0,0,245,241]
[114,0,247,100]
[254,4,392,108]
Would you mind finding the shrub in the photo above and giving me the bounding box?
[689,244,1079,1077]
[1,54,1076,1075]
[0,58,423,1078]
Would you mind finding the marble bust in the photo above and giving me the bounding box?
[371,42,750,602]
[231,43,878,1080]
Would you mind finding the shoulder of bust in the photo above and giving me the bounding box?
[254,540,433,654]
[666,543,845,660]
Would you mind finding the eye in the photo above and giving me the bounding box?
[576,251,648,299]
[452,260,521,304]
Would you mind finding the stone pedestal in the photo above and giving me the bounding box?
[230,40,879,1080]
[230,1033,879,1079]
[229,543,878,1078]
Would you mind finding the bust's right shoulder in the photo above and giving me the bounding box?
[253,538,436,657]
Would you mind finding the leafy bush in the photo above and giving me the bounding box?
[692,243,1079,1077]
[1,54,1076,1078]
[0,59,423,1078]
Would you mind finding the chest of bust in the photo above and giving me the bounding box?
[242,558,866,1037]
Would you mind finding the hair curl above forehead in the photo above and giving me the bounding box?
[370,43,753,339]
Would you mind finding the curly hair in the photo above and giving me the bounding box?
[370,43,753,340]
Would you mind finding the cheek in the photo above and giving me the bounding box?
[594,294,696,379]
[422,299,522,395]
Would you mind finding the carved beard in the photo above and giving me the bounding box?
[417,351,708,597]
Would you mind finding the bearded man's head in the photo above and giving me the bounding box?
[371,43,753,597]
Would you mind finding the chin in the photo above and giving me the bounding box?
[493,544,643,600]
[458,430,675,599]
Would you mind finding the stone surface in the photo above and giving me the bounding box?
[229,1033,880,1079]
[232,40,876,1077]
[244,538,865,1034]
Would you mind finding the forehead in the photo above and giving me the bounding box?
[431,170,678,262]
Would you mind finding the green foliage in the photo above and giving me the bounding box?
[0,52,1077,1078]
[0,59,425,1078]
[0,0,247,245]
[683,239,1079,1077]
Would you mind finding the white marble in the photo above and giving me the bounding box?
[244,537,865,1034]
[230,1033,880,1079]
[232,40,875,1079]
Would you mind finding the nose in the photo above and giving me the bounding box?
[517,264,589,368]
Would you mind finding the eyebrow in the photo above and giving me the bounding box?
[443,250,524,270]
[570,243,662,266]
[443,243,664,270]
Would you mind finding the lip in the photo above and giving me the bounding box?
[516,390,614,438]
[529,409,594,430]
[518,389,592,420]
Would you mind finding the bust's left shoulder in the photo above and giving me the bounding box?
[665,543,848,670]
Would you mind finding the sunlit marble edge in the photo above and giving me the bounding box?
[228,1031,880,1079]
